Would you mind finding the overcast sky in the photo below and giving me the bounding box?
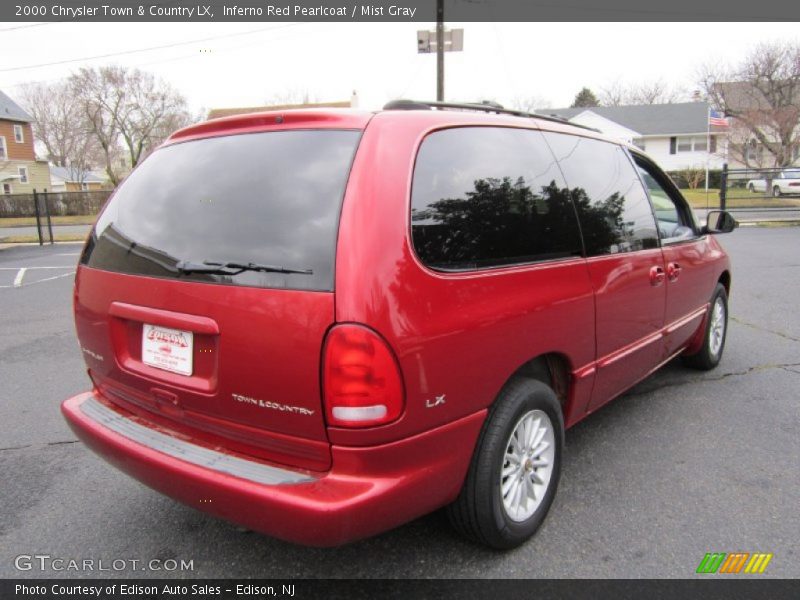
[1,22,798,113]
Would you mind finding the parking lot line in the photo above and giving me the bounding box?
[13,268,26,287]
[28,271,75,286]
[0,268,75,289]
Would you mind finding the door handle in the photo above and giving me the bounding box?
[667,262,682,282]
[649,266,665,286]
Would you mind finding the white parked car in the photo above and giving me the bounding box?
[747,169,800,196]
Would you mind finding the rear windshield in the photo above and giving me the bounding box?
[81,129,361,291]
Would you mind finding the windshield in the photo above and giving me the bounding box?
[81,129,361,291]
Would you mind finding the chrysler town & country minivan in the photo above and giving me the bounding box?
[62,101,735,549]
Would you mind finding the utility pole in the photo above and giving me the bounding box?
[417,11,462,101]
[436,0,444,101]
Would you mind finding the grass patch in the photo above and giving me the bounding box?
[0,234,88,243]
[753,220,800,228]
[0,215,96,227]
[680,188,800,209]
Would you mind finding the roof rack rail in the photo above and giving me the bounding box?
[382,99,599,132]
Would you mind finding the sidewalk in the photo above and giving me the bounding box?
[0,224,91,244]
[694,207,800,228]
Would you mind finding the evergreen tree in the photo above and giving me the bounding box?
[571,87,600,108]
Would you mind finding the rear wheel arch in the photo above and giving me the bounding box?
[510,353,571,409]
[718,270,731,296]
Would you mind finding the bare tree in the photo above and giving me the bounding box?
[700,41,800,168]
[19,80,96,184]
[71,67,126,186]
[600,79,687,106]
[71,66,193,185]
[510,95,551,113]
[119,70,192,168]
[599,80,628,107]
[263,88,319,107]
[676,165,706,189]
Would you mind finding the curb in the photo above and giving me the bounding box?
[737,220,800,228]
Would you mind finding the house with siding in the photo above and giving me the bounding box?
[0,90,51,194]
[49,166,106,192]
[711,81,800,168]
[538,102,732,172]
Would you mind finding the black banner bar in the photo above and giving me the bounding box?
[3,579,800,600]
[3,0,800,22]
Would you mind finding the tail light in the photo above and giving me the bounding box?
[323,324,404,428]
[789,182,799,187]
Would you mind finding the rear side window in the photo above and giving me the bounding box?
[410,127,583,271]
[542,132,659,256]
[81,130,361,291]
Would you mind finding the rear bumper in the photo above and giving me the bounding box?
[62,392,485,546]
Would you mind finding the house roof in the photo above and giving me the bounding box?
[49,166,105,183]
[538,102,721,136]
[208,100,352,120]
[0,89,34,123]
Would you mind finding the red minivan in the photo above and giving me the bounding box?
[62,101,735,549]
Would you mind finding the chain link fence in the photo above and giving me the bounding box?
[0,190,111,218]
[0,189,111,245]
[714,164,800,223]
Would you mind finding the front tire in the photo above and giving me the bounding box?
[682,283,729,370]
[447,378,563,549]
[748,183,755,193]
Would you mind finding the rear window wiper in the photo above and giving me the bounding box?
[176,260,313,275]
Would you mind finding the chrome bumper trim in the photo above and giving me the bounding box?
[80,396,314,486]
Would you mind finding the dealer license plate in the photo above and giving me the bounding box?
[142,323,194,376]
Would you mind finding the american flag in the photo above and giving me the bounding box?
[709,109,730,127]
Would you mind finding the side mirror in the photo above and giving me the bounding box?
[704,210,738,234]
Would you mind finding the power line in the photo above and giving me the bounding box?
[2,23,317,90]
[0,22,57,32]
[0,23,306,73]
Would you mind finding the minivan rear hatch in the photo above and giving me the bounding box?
[75,118,366,471]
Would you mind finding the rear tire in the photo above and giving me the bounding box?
[748,183,755,193]
[447,378,563,549]
[773,185,781,197]
[682,283,728,370]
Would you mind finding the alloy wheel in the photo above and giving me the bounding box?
[500,409,556,522]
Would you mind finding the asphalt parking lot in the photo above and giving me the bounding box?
[1,228,798,579]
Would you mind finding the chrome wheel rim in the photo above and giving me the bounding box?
[709,297,726,357]
[500,409,556,522]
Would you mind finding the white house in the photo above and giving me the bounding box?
[539,102,730,173]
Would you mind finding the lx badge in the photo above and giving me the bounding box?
[425,394,446,408]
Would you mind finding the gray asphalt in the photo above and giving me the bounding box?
[1,230,798,579]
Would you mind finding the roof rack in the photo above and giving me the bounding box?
[382,99,599,132]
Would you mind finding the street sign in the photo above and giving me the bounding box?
[417,29,464,53]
